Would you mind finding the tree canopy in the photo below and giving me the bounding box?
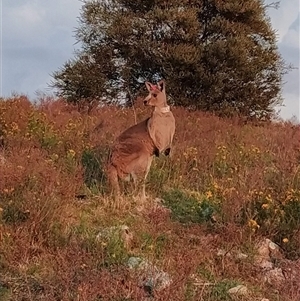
[51,0,287,119]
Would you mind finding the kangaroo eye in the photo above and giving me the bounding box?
[153,94,157,98]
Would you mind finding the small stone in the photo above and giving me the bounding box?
[96,225,133,249]
[127,256,143,269]
[96,225,128,239]
[259,260,274,270]
[217,249,231,257]
[154,197,164,204]
[268,240,277,250]
[268,241,284,261]
[254,238,283,270]
[217,249,226,256]
[264,268,285,287]
[256,239,271,259]
[256,238,283,261]
[127,257,172,293]
[236,252,248,260]
[228,285,248,296]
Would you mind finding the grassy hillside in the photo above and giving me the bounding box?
[0,96,300,301]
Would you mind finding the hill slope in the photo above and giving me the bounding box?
[0,96,300,300]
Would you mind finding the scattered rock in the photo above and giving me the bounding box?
[127,256,172,295]
[252,238,289,288]
[154,197,164,204]
[96,225,129,239]
[127,256,143,269]
[217,249,248,260]
[267,240,284,261]
[264,268,285,287]
[261,298,270,301]
[96,225,133,249]
[227,284,248,296]
[256,259,274,270]
[217,249,231,257]
[254,238,283,270]
[236,252,248,260]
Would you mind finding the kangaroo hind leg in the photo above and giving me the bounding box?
[107,164,120,201]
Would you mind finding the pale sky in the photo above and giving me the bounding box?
[1,0,299,121]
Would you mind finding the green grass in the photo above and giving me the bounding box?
[162,188,220,224]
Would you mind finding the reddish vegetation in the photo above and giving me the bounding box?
[0,96,300,300]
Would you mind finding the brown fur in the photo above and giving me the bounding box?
[107,80,175,201]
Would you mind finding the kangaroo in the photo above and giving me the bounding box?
[107,80,175,201]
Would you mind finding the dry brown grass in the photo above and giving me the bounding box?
[0,96,300,300]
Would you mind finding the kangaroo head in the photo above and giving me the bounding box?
[143,80,168,108]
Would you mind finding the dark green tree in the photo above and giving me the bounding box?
[51,0,286,119]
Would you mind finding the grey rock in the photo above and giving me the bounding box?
[264,268,285,287]
[254,238,283,270]
[216,249,232,257]
[236,252,248,260]
[96,225,129,239]
[127,256,172,294]
[227,285,248,296]
[96,225,133,249]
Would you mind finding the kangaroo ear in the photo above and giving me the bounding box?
[145,82,151,92]
[157,80,165,92]
[145,82,152,92]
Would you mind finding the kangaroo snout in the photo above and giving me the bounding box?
[143,99,148,106]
